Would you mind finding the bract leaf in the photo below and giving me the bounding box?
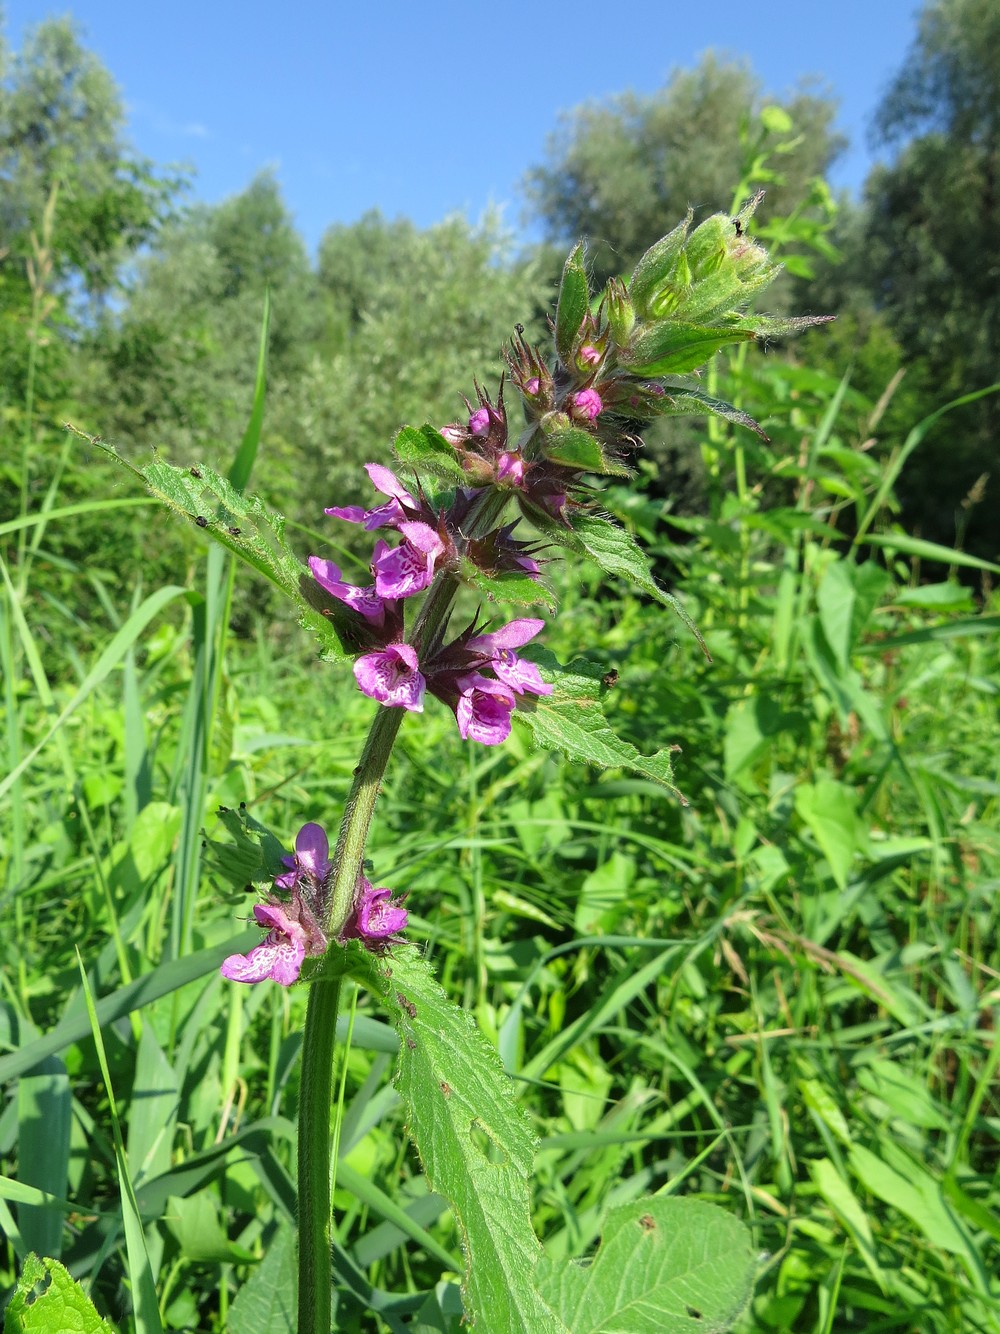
[556,243,589,363]
[394,424,469,483]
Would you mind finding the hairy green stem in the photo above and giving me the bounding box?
[297,974,342,1334]
[296,488,517,1333]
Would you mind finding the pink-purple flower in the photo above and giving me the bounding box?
[455,674,517,746]
[221,902,307,986]
[373,522,447,599]
[572,388,603,420]
[309,556,395,627]
[466,619,553,697]
[469,407,491,437]
[354,642,426,711]
[326,464,419,530]
[342,876,408,945]
[221,823,330,986]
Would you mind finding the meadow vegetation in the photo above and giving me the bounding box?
[1,3,999,1330]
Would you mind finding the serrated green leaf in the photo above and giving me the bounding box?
[514,651,684,800]
[556,243,589,363]
[540,428,630,476]
[622,322,755,377]
[81,433,356,661]
[394,424,470,483]
[542,510,707,655]
[459,559,556,611]
[639,389,767,439]
[228,1223,296,1334]
[533,1198,756,1333]
[356,945,564,1331]
[5,1253,117,1334]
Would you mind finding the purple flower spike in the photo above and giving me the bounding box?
[572,388,603,420]
[221,903,307,986]
[309,557,392,626]
[455,673,517,746]
[467,619,553,696]
[326,464,418,530]
[274,821,331,892]
[373,522,446,599]
[354,642,426,711]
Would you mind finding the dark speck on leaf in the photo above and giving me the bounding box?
[397,992,417,1019]
[602,668,619,688]
[440,1081,451,1096]
[195,516,208,528]
[639,1214,656,1232]
[685,1306,703,1320]
[228,526,240,537]
[406,1037,416,1050]
[190,467,202,478]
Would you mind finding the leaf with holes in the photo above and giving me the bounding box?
[6,1253,116,1333]
[533,1198,757,1333]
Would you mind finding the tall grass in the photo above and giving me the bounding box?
[2,338,999,1331]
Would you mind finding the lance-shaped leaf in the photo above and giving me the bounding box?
[525,508,707,656]
[555,243,590,364]
[393,423,470,483]
[81,434,358,660]
[630,388,768,440]
[514,651,685,801]
[621,321,757,377]
[355,945,567,1332]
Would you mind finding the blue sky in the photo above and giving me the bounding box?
[6,1,920,254]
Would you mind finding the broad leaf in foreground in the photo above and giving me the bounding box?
[357,944,564,1331]
[533,1198,757,1333]
[6,1253,116,1334]
[355,947,757,1331]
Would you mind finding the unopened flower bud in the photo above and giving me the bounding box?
[605,278,636,347]
[469,407,491,436]
[571,388,603,421]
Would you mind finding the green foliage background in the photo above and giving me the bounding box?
[1,3,999,1331]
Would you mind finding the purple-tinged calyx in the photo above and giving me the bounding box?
[466,523,543,581]
[342,875,408,947]
[373,521,450,599]
[579,344,602,367]
[354,642,426,711]
[326,464,419,531]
